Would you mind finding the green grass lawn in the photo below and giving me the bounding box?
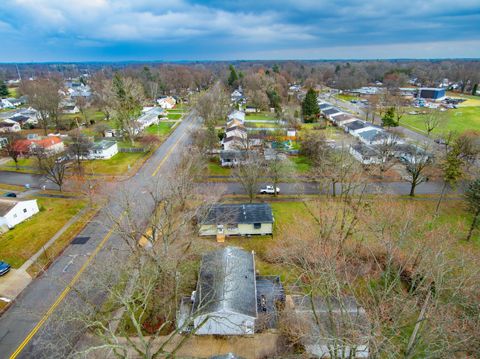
[0,158,37,169]
[335,93,360,102]
[0,197,87,268]
[289,155,311,173]
[244,122,279,128]
[167,113,182,120]
[83,152,147,175]
[207,161,231,176]
[401,106,480,135]
[8,87,19,98]
[146,122,175,136]
[244,112,276,121]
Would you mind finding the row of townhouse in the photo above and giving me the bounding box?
[319,100,432,165]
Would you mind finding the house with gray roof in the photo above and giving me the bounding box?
[90,140,118,159]
[199,203,274,237]
[186,247,284,336]
[349,144,382,165]
[357,128,390,145]
[319,103,332,110]
[343,120,369,134]
[322,107,342,120]
[289,295,370,358]
[0,198,39,231]
[192,247,258,335]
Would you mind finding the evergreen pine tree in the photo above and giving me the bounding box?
[302,88,320,122]
[0,81,9,97]
[228,65,239,88]
[381,107,398,127]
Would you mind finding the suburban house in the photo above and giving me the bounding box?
[349,144,382,165]
[343,120,372,135]
[0,198,39,231]
[319,103,332,111]
[62,105,80,114]
[89,140,118,159]
[231,89,245,103]
[185,247,285,335]
[199,203,274,239]
[288,295,370,358]
[330,113,354,125]
[322,107,342,120]
[0,120,21,133]
[394,143,431,164]
[8,114,34,127]
[357,128,390,145]
[417,88,446,101]
[137,107,163,130]
[157,96,176,109]
[225,124,247,140]
[14,136,65,156]
[219,150,248,167]
[245,106,258,113]
[0,98,15,109]
[227,110,246,123]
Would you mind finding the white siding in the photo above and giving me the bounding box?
[194,309,255,335]
[1,200,39,228]
[199,223,272,236]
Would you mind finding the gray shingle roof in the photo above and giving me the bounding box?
[193,247,257,318]
[358,129,388,142]
[202,203,273,225]
[323,108,341,115]
[344,120,367,131]
[0,198,20,216]
[291,295,370,350]
[319,103,332,110]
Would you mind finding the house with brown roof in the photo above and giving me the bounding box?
[14,136,65,156]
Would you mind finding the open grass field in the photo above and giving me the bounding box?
[401,106,480,135]
[0,197,87,268]
[83,152,147,175]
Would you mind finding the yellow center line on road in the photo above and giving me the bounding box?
[151,122,192,178]
[9,211,126,359]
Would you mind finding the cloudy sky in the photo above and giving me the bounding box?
[0,0,479,62]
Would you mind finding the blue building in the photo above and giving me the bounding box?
[417,88,446,101]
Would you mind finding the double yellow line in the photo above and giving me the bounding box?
[10,118,192,358]
[9,212,125,359]
[151,122,191,177]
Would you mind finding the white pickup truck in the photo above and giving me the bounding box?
[260,185,280,195]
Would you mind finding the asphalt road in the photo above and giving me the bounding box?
[0,115,196,359]
[199,180,464,196]
[0,168,464,197]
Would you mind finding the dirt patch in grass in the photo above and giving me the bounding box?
[26,205,100,277]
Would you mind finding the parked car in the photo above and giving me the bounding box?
[260,185,280,194]
[3,192,16,197]
[0,261,11,276]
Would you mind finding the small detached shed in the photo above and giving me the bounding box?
[199,203,274,238]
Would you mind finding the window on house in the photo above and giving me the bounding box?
[13,214,17,218]
[253,223,261,229]
[23,208,27,213]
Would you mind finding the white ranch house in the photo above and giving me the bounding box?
[0,198,39,231]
